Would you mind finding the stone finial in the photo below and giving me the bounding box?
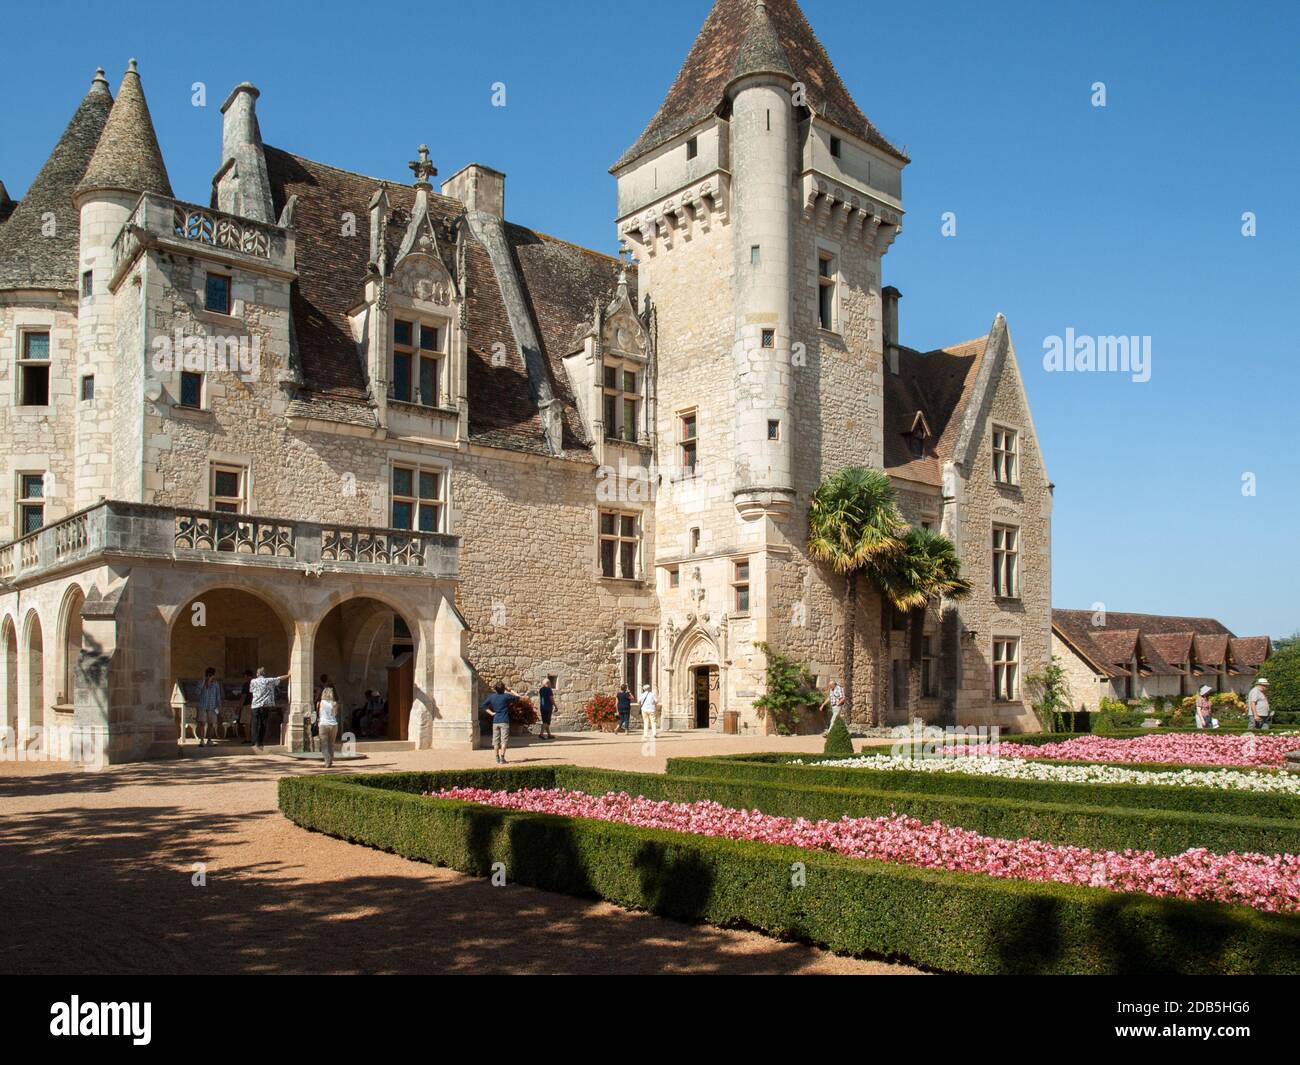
[127,58,138,74]
[92,67,109,88]
[409,144,438,189]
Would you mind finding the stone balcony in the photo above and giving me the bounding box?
[0,501,460,588]
[109,192,296,288]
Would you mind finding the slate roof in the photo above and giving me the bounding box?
[76,61,172,201]
[0,182,15,225]
[883,337,986,486]
[0,70,112,291]
[263,148,625,456]
[613,0,906,171]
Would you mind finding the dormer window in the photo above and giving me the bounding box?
[602,361,640,443]
[393,318,446,408]
[906,411,931,460]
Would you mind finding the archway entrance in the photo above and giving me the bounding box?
[313,598,417,742]
[60,587,85,707]
[171,588,292,743]
[2,618,16,738]
[24,614,44,733]
[692,665,719,729]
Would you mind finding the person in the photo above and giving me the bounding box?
[638,683,658,739]
[1195,685,1214,729]
[616,684,632,734]
[239,670,255,744]
[821,679,846,735]
[1248,677,1272,731]
[317,686,340,768]
[538,677,557,741]
[196,668,223,747]
[249,667,290,752]
[480,681,520,764]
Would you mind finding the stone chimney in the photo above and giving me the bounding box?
[883,286,902,374]
[217,83,275,224]
[441,163,505,218]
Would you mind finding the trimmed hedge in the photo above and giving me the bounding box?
[278,770,1300,975]
[666,753,1300,823]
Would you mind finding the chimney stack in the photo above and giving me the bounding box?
[441,163,505,218]
[883,286,902,374]
[217,83,275,224]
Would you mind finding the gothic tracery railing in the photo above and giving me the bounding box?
[172,203,273,259]
[173,510,295,557]
[319,525,427,568]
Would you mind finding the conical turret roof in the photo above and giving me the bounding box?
[76,59,173,200]
[613,0,905,172]
[0,68,113,290]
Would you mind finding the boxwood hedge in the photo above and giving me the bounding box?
[278,769,1300,975]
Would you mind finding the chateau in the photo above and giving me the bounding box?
[0,0,1051,764]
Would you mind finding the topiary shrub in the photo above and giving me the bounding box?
[824,716,855,756]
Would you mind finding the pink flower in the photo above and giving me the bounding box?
[946,734,1296,769]
[427,786,1300,913]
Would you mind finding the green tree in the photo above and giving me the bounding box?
[1264,633,1300,714]
[1026,656,1073,732]
[808,467,906,724]
[752,642,821,736]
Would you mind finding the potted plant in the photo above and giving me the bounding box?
[582,693,620,733]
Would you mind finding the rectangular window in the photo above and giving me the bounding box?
[625,627,657,691]
[767,419,781,442]
[689,527,701,555]
[602,363,639,442]
[205,273,232,314]
[733,558,751,614]
[599,510,640,579]
[992,525,1020,599]
[818,251,837,331]
[18,473,45,536]
[993,427,1019,485]
[19,330,51,406]
[830,135,842,158]
[391,465,445,533]
[761,329,775,348]
[419,325,442,408]
[80,375,95,402]
[209,464,247,514]
[686,136,698,160]
[751,245,761,266]
[179,371,204,410]
[921,635,936,698]
[667,566,680,589]
[993,638,1020,702]
[392,320,445,408]
[81,270,93,300]
[679,412,698,474]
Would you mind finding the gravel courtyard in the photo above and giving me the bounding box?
[0,732,918,975]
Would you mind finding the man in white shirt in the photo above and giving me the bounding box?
[639,684,658,739]
[821,680,846,735]
[249,667,290,752]
[1248,677,1272,731]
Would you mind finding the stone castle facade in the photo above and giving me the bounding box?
[0,0,1051,763]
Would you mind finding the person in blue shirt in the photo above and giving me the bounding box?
[538,678,557,741]
[480,681,520,764]
[616,684,632,734]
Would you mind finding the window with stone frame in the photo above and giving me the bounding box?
[992,426,1019,485]
[599,509,640,580]
[602,361,640,443]
[992,524,1020,599]
[18,330,51,407]
[209,464,248,514]
[391,465,446,533]
[18,473,45,536]
[179,371,204,410]
[205,272,232,315]
[921,634,936,698]
[624,626,656,692]
[392,319,446,408]
[817,249,839,331]
[679,410,698,474]
[992,637,1020,702]
[732,558,751,614]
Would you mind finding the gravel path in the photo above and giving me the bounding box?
[0,732,918,975]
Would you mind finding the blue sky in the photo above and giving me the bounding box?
[3,0,1297,637]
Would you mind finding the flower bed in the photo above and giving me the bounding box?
[809,754,1300,795]
[951,733,1297,768]
[435,785,1300,914]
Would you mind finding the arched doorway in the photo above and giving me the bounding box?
[59,586,86,708]
[313,598,417,742]
[1,617,16,739]
[670,627,721,731]
[170,588,292,743]
[23,612,45,733]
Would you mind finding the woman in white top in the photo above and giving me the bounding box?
[318,686,340,768]
[1195,686,1214,730]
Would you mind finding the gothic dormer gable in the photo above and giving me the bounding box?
[600,268,648,358]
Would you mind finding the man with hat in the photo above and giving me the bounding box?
[1248,677,1272,731]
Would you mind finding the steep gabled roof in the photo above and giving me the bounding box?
[613,0,905,172]
[1052,609,1263,682]
[263,147,625,456]
[1230,636,1272,670]
[1192,633,1229,666]
[884,337,985,485]
[0,70,113,291]
[76,61,173,201]
[1144,632,1194,667]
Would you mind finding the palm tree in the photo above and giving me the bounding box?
[808,468,906,723]
[870,527,972,724]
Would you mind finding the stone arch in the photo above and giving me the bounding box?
[1,615,16,738]
[56,583,87,707]
[668,621,722,730]
[21,608,45,734]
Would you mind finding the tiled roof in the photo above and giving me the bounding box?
[0,71,112,291]
[76,62,172,200]
[613,0,905,172]
[1230,636,1272,669]
[1192,633,1229,666]
[264,147,625,454]
[1144,632,1194,667]
[1054,609,1273,680]
[883,337,986,485]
